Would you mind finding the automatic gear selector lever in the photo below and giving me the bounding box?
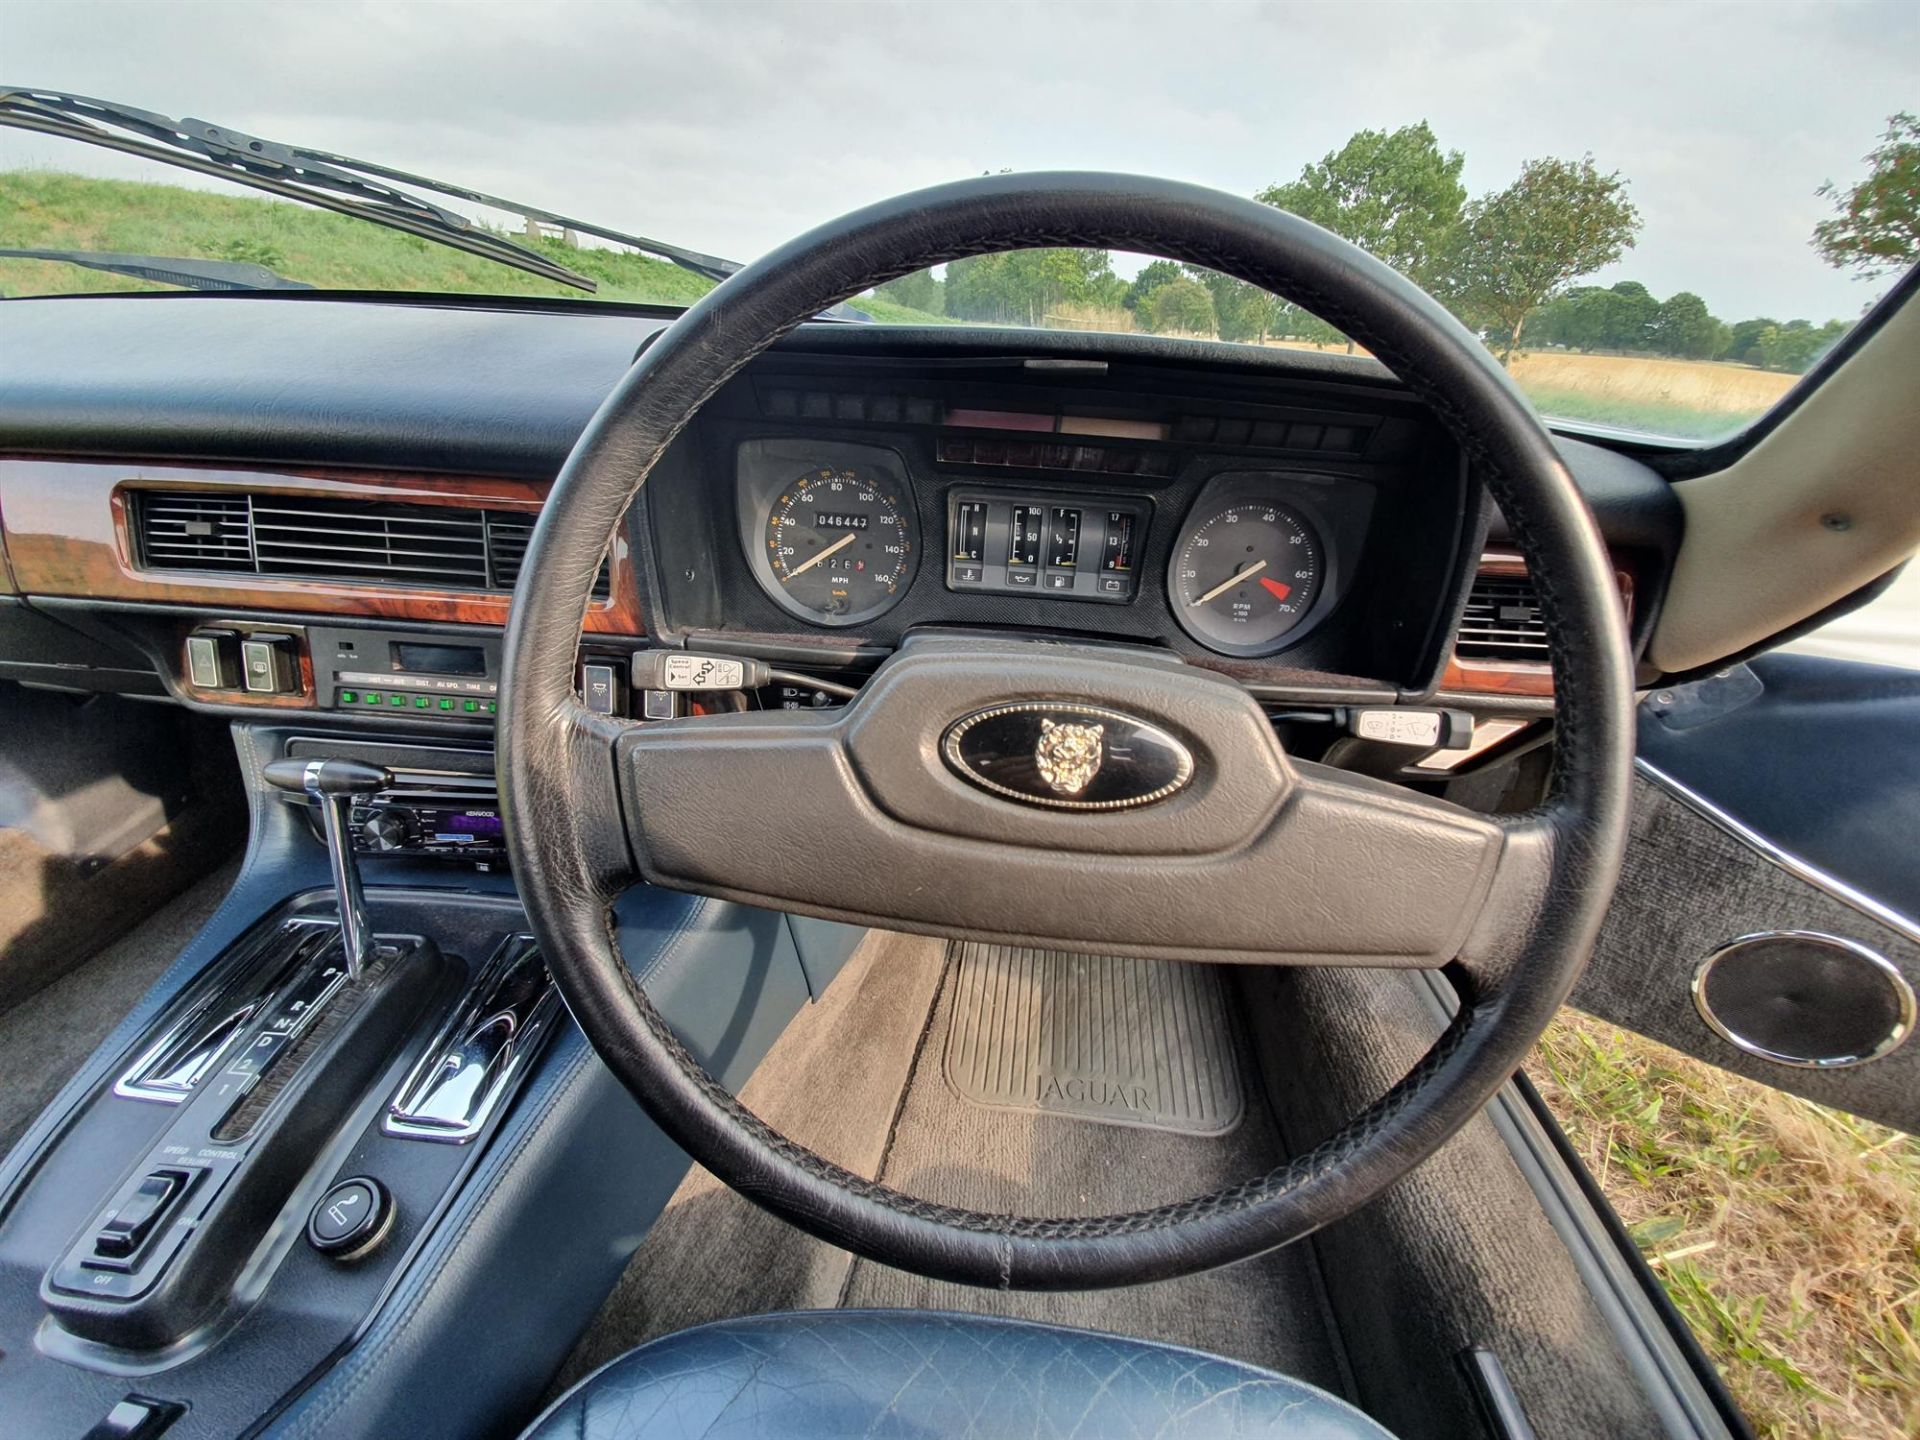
[264,758,393,981]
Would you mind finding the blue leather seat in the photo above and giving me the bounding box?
[522,1309,1395,1439]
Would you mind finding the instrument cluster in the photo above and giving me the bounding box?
[734,437,1377,659]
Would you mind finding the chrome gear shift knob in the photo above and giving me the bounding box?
[263,758,393,982]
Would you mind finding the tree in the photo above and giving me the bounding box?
[1721,316,1777,366]
[1184,266,1284,343]
[874,269,943,315]
[945,249,1113,325]
[1271,302,1346,347]
[1813,112,1920,279]
[1601,281,1659,350]
[1257,122,1466,288]
[1650,291,1728,360]
[1445,155,1642,361]
[1124,260,1185,318]
[1752,318,1851,374]
[1144,277,1217,336]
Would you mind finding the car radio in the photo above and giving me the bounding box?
[348,772,506,863]
[307,624,502,719]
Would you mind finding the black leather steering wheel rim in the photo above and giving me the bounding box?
[499,172,1635,1290]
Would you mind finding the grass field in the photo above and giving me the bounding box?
[1508,350,1798,440]
[1275,340,1798,439]
[1534,1015,1920,1440]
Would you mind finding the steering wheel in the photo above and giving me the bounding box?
[498,172,1633,1290]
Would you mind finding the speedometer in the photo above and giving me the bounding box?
[759,463,917,625]
[1169,500,1325,655]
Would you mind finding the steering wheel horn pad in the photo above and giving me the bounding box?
[615,636,1505,966]
[499,172,1634,1289]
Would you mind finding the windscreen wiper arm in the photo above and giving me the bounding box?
[0,86,745,293]
[0,247,313,292]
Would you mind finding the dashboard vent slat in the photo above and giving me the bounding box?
[133,493,255,572]
[1456,573,1549,660]
[484,513,610,600]
[131,490,611,597]
[250,497,489,589]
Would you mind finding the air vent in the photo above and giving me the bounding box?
[250,496,489,589]
[483,514,611,600]
[132,491,609,598]
[1456,573,1548,661]
[134,492,254,572]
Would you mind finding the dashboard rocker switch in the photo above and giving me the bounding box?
[184,629,241,689]
[92,1168,192,1263]
[240,632,299,694]
[579,660,626,716]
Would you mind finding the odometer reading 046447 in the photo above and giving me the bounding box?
[765,467,915,623]
[1170,501,1324,655]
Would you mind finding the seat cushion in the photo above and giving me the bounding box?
[521,1309,1394,1440]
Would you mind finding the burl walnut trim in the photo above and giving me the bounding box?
[0,457,645,635]
[1442,546,1635,698]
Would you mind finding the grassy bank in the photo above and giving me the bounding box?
[1533,1014,1920,1440]
[0,170,954,324]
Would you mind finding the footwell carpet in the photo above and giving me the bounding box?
[557,935,1351,1401]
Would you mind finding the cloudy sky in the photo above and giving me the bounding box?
[5,0,1913,321]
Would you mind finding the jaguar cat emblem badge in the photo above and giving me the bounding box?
[941,703,1193,812]
[1033,718,1104,796]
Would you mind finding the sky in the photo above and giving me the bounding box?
[4,0,1914,322]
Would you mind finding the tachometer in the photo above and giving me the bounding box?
[758,463,917,625]
[1169,500,1325,655]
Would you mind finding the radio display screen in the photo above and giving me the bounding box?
[436,811,504,840]
[392,642,487,677]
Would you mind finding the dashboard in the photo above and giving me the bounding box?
[637,348,1488,700]
[0,295,1683,757]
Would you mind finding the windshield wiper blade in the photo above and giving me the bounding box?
[0,246,313,292]
[0,87,594,290]
[295,147,742,286]
[0,86,744,293]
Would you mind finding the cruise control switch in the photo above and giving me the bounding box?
[629,651,772,693]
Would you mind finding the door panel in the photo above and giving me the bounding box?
[1572,652,1920,1134]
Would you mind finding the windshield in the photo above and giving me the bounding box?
[4,6,1913,445]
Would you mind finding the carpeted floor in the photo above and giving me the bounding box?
[556,931,1353,1400]
[0,856,240,1158]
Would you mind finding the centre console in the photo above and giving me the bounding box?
[0,715,869,1440]
[45,917,449,1352]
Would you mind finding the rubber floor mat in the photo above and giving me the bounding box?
[942,941,1244,1135]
